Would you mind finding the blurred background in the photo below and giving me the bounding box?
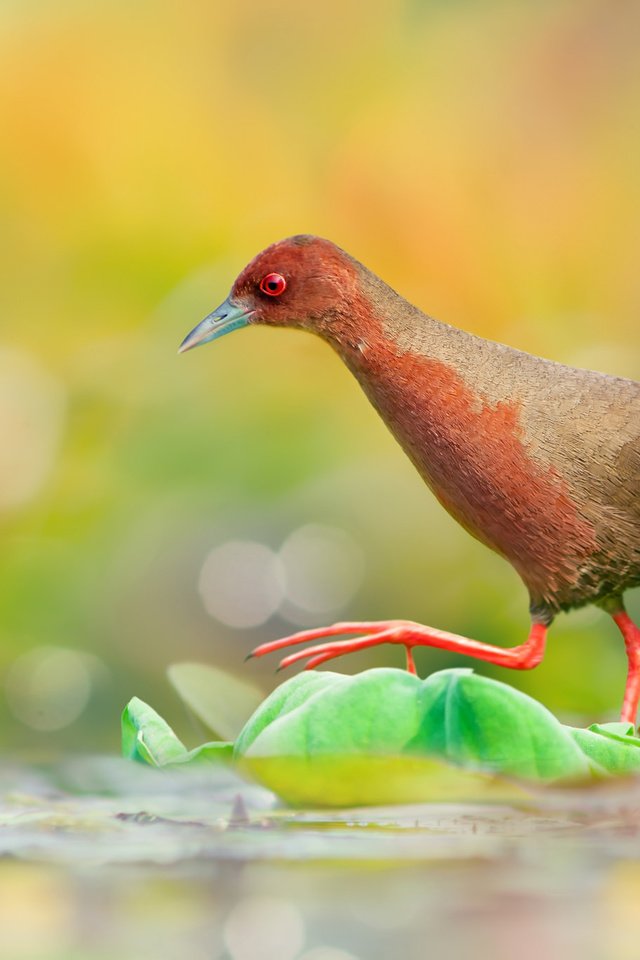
[1,0,639,751]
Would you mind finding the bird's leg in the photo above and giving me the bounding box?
[610,608,640,725]
[249,619,548,674]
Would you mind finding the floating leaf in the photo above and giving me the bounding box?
[241,754,528,806]
[167,662,264,740]
[125,667,640,807]
[233,668,592,803]
[122,698,233,769]
[568,723,640,777]
[402,669,591,781]
[176,742,234,765]
[122,697,188,767]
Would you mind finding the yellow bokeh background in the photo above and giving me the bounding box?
[1,0,639,749]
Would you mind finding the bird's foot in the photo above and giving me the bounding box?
[248,620,419,672]
[248,619,547,674]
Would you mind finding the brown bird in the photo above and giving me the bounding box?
[180,236,640,723]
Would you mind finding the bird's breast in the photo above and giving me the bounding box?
[346,342,598,611]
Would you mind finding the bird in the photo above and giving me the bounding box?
[179,235,640,723]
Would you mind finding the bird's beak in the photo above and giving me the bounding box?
[178,296,253,353]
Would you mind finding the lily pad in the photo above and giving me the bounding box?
[568,723,640,776]
[122,697,232,767]
[122,697,189,766]
[123,667,640,807]
[167,662,264,740]
[233,668,592,803]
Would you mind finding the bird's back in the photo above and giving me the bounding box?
[453,337,640,521]
[463,342,640,603]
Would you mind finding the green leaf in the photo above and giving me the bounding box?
[233,670,348,757]
[125,667,640,807]
[404,669,591,781]
[588,721,639,740]
[568,723,640,776]
[175,742,235,765]
[167,662,264,740]
[121,697,188,767]
[241,754,529,807]
[232,668,599,805]
[235,668,590,783]
[122,697,234,769]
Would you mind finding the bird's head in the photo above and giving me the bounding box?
[179,235,362,353]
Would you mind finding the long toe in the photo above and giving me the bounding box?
[249,620,409,660]
[277,629,403,671]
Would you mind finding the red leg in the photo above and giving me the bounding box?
[249,619,547,675]
[612,611,640,725]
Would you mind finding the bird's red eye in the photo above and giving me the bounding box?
[259,273,287,297]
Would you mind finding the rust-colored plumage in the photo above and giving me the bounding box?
[180,235,640,722]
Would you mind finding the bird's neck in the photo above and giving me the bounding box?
[329,270,479,398]
[334,298,485,496]
[326,264,476,374]
[325,275,498,532]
